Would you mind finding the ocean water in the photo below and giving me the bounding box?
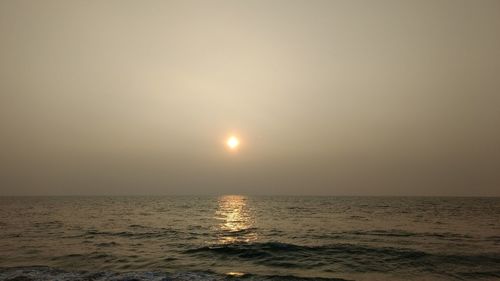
[0,196,499,281]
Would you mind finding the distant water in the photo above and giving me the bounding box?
[1,196,499,281]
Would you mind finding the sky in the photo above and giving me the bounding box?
[1,0,499,196]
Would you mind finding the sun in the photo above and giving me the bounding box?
[226,136,240,150]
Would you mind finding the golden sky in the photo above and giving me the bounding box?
[1,0,499,195]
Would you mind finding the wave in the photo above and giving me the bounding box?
[0,267,351,281]
[185,242,500,276]
[303,229,476,241]
[3,266,499,281]
[80,227,180,239]
[345,229,474,239]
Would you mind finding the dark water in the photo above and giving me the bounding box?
[0,196,499,281]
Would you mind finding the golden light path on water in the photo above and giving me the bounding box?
[215,195,257,277]
[215,195,257,245]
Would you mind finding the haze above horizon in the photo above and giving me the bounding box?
[1,0,499,196]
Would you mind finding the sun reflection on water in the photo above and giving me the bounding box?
[215,195,257,244]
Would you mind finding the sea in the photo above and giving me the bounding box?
[0,196,499,281]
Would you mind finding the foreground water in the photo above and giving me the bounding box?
[0,196,499,281]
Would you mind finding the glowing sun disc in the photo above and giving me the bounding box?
[226,136,240,150]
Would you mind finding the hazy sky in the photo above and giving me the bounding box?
[1,0,499,196]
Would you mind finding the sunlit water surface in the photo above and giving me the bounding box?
[1,196,499,281]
